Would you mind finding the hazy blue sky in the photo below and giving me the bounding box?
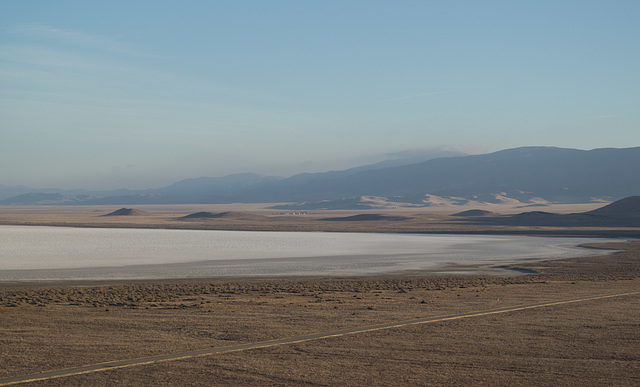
[2,1,639,189]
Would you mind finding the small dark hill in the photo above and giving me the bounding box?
[511,211,557,219]
[516,203,550,208]
[320,214,411,222]
[180,211,220,219]
[506,196,640,226]
[101,208,153,216]
[586,196,640,218]
[180,211,263,220]
[451,209,497,217]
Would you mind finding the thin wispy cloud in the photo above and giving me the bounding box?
[3,23,292,112]
[382,90,455,102]
[384,144,487,159]
[6,22,142,56]
[587,114,622,119]
[0,45,131,71]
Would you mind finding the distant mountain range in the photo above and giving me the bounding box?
[1,146,639,207]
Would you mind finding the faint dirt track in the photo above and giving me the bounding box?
[1,291,637,386]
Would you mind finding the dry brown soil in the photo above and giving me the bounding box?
[1,241,639,386]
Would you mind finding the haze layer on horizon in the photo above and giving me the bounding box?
[1,1,639,190]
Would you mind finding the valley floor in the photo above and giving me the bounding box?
[1,204,639,238]
[1,241,639,386]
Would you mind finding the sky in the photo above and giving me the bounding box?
[1,1,639,190]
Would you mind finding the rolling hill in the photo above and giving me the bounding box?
[506,196,640,226]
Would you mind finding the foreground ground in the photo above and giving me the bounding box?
[1,241,639,386]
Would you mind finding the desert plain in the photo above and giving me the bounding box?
[0,200,638,236]
[1,203,639,386]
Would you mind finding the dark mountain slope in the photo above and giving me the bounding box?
[507,196,640,226]
[212,147,640,203]
[2,146,638,205]
[585,196,640,218]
